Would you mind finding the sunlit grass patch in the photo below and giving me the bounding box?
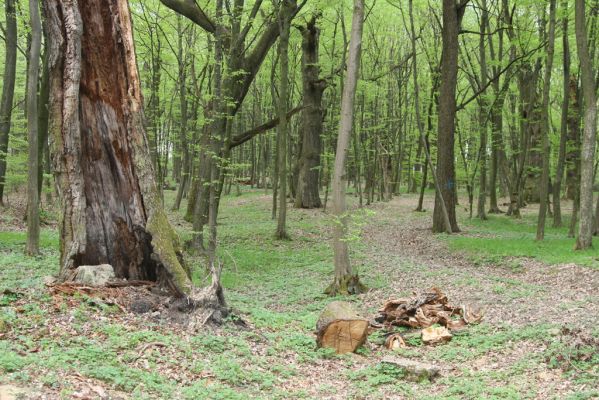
[445,214,599,269]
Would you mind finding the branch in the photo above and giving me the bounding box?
[159,0,217,33]
[456,40,547,111]
[229,106,303,149]
[364,52,414,82]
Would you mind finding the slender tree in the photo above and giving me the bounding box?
[553,0,570,228]
[575,0,598,249]
[0,0,17,206]
[275,1,293,240]
[536,0,557,241]
[26,0,42,256]
[326,0,366,296]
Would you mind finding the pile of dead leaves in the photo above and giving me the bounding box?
[375,287,483,346]
[46,281,162,314]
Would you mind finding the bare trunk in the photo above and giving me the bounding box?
[275,2,292,240]
[476,0,488,221]
[325,0,366,296]
[295,16,324,209]
[575,0,598,249]
[433,0,467,233]
[536,0,556,241]
[27,0,42,256]
[0,0,17,205]
[553,1,570,228]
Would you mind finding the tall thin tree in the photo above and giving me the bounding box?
[275,1,294,240]
[326,0,367,296]
[536,0,557,240]
[26,0,42,256]
[0,0,17,206]
[575,0,598,249]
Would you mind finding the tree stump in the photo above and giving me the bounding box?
[316,301,369,354]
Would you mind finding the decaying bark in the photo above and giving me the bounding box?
[43,0,198,300]
[375,288,483,331]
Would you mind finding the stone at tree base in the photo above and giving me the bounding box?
[316,301,369,354]
[73,264,115,286]
[381,355,441,381]
[42,275,57,286]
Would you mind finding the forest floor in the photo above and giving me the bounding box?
[0,188,598,399]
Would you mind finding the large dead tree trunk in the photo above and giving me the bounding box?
[43,0,193,297]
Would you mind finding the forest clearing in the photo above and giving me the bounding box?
[1,190,597,399]
[1,0,599,398]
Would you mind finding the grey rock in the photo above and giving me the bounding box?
[381,355,441,381]
[74,264,115,286]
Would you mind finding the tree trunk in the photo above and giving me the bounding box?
[565,75,581,201]
[0,0,17,206]
[536,0,557,241]
[575,0,598,250]
[38,40,51,199]
[409,0,450,230]
[275,2,292,240]
[325,0,366,296]
[42,0,193,297]
[27,0,42,256]
[295,16,324,209]
[553,0,570,228]
[566,75,581,238]
[433,0,467,233]
[172,18,190,212]
[476,0,489,221]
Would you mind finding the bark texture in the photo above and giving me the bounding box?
[326,0,366,296]
[575,0,598,250]
[432,0,468,233]
[27,0,42,256]
[295,16,324,209]
[43,0,191,295]
[0,0,17,205]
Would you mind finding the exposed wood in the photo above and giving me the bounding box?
[316,301,369,354]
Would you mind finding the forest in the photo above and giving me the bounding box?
[0,0,598,398]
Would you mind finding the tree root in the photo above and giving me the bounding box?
[325,275,367,296]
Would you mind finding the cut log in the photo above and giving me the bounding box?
[316,301,369,354]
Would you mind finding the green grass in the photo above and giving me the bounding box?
[0,190,597,398]
[444,214,599,269]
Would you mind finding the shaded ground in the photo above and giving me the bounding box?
[0,190,597,399]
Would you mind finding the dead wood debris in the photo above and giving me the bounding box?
[376,287,483,345]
